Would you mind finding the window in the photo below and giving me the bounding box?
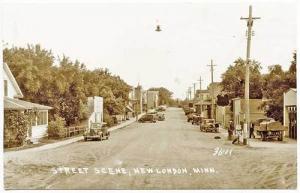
[37,111,47,125]
[4,80,8,97]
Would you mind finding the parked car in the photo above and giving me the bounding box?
[138,114,157,123]
[147,110,159,121]
[156,105,167,112]
[200,119,219,133]
[192,114,203,125]
[183,106,193,115]
[187,112,195,122]
[83,123,110,141]
[157,113,165,121]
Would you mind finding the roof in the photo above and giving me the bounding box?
[195,101,212,105]
[4,97,52,110]
[285,88,297,93]
[3,63,23,98]
[196,89,209,93]
[126,105,134,112]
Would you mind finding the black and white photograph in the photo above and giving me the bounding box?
[0,0,298,190]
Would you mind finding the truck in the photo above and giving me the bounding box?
[254,118,287,141]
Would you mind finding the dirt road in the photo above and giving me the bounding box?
[4,107,297,189]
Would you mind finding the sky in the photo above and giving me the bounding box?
[1,0,297,99]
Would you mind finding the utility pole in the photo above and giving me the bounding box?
[241,5,260,145]
[186,90,189,100]
[193,83,196,100]
[198,76,203,90]
[188,87,192,101]
[207,59,216,119]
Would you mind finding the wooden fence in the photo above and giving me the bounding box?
[65,126,86,138]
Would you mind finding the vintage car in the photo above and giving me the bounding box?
[187,112,195,122]
[83,123,110,141]
[192,114,203,125]
[183,106,190,115]
[138,114,157,123]
[156,105,167,112]
[200,119,219,133]
[157,113,165,121]
[254,118,287,141]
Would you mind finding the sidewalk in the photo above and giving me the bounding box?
[218,127,296,148]
[5,113,145,156]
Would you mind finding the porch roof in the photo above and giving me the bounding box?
[126,105,134,112]
[4,97,52,111]
[195,101,212,106]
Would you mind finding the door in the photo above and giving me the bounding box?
[288,106,297,140]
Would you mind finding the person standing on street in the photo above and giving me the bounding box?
[249,122,255,138]
[228,120,234,140]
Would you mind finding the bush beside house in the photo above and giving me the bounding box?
[47,115,66,139]
[4,111,31,148]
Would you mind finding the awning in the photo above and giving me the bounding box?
[4,97,52,111]
[195,101,212,106]
[126,105,134,112]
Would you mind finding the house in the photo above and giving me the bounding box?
[283,88,297,139]
[3,62,52,145]
[147,90,159,110]
[232,98,267,129]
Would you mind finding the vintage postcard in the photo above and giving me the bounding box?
[1,0,297,190]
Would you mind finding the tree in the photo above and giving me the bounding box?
[221,58,263,100]
[262,52,297,122]
[4,44,132,127]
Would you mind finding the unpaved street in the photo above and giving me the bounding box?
[4,107,297,189]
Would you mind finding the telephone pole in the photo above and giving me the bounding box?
[198,76,203,90]
[207,59,216,119]
[193,83,196,100]
[240,5,260,145]
[188,87,192,100]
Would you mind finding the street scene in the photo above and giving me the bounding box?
[4,108,297,189]
[1,1,297,190]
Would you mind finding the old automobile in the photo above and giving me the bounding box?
[187,112,195,122]
[156,105,167,112]
[138,114,157,123]
[147,109,159,121]
[254,118,287,141]
[192,114,203,125]
[157,113,165,121]
[200,119,219,133]
[83,123,110,141]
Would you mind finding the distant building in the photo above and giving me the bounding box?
[3,63,52,145]
[194,89,211,118]
[232,98,267,129]
[147,90,159,110]
[194,82,223,119]
[128,85,144,116]
[87,96,104,129]
[283,88,297,139]
[216,106,232,129]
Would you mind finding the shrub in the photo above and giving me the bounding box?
[103,113,115,127]
[4,110,31,148]
[47,115,66,139]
